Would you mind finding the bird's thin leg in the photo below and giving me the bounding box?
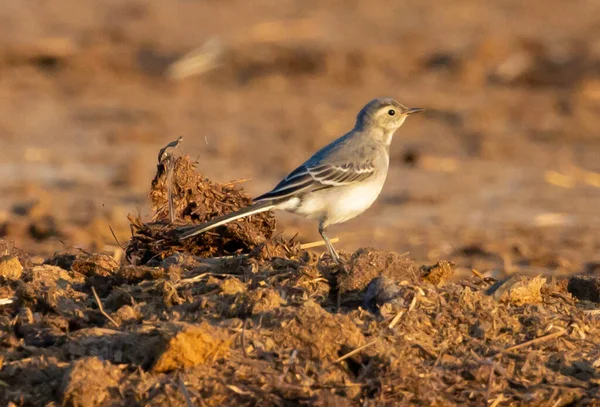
[319,224,341,264]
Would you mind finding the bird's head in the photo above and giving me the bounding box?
[355,98,424,142]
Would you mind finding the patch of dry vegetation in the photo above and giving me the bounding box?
[1,147,599,407]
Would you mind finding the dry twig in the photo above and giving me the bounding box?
[241,319,249,358]
[503,329,567,353]
[108,225,125,250]
[178,376,195,407]
[0,297,15,306]
[166,159,176,223]
[91,286,120,328]
[333,340,377,364]
[485,362,496,406]
[489,394,506,407]
[388,310,404,329]
[471,268,486,280]
[157,136,183,223]
[300,238,339,250]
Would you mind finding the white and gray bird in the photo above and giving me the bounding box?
[179,97,424,263]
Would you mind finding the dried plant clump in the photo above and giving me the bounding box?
[506,275,546,305]
[486,274,547,305]
[126,155,276,264]
[419,260,456,286]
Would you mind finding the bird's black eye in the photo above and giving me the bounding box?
[388,109,396,116]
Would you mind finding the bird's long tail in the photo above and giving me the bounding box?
[178,200,275,240]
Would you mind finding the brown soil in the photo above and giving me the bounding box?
[1,1,600,405]
[2,153,600,406]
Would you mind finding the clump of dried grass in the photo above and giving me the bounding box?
[506,275,546,305]
[126,155,276,264]
[486,274,547,305]
[419,260,455,286]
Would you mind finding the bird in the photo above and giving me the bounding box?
[179,97,424,263]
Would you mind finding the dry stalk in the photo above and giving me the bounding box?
[333,340,377,364]
[388,310,404,329]
[178,375,195,407]
[300,238,339,250]
[485,362,495,406]
[222,177,252,187]
[108,225,125,249]
[0,297,15,306]
[91,286,120,328]
[175,272,211,287]
[503,329,567,353]
[241,318,249,358]
[168,38,222,80]
[471,268,486,280]
[489,394,506,407]
[166,158,176,223]
[157,136,183,223]
[176,270,245,287]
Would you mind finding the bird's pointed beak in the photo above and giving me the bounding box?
[406,107,425,115]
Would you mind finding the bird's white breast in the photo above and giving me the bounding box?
[280,177,385,226]
[326,180,384,224]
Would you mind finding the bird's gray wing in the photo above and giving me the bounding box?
[254,161,375,202]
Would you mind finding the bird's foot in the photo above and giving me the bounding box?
[330,254,348,273]
[319,252,345,270]
[333,256,345,265]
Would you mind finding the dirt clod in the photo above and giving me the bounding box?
[16,265,87,315]
[61,357,122,407]
[363,276,416,316]
[419,260,455,286]
[567,276,600,302]
[337,249,417,304]
[71,253,119,277]
[152,322,231,373]
[0,255,23,279]
[219,277,247,295]
[272,300,365,361]
[239,288,284,316]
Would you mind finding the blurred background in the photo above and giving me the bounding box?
[0,0,599,276]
